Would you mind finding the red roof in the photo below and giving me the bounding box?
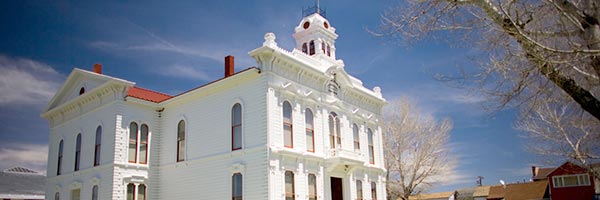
[127,86,172,103]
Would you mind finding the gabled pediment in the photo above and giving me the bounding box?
[44,68,134,114]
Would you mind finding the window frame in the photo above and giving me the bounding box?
[138,184,146,200]
[232,173,243,200]
[328,112,341,148]
[368,128,375,165]
[356,180,363,200]
[552,174,591,188]
[94,126,102,166]
[232,103,243,151]
[92,185,98,200]
[283,101,294,148]
[309,40,315,55]
[177,120,186,162]
[302,43,308,54]
[74,133,82,171]
[305,108,315,153]
[285,171,296,200]
[139,124,149,164]
[353,124,360,151]
[308,173,317,200]
[128,122,138,163]
[371,182,377,199]
[126,183,136,200]
[57,140,63,175]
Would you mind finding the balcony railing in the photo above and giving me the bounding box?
[328,148,363,164]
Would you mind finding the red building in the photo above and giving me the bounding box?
[532,162,596,200]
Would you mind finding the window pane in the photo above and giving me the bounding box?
[140,144,147,164]
[95,126,102,145]
[283,102,292,123]
[284,125,293,147]
[138,184,146,200]
[177,120,185,140]
[75,134,81,171]
[232,104,241,126]
[57,140,63,175]
[305,109,313,129]
[141,125,148,141]
[95,126,102,166]
[92,186,98,200]
[308,174,316,199]
[564,176,578,186]
[129,123,138,163]
[232,173,242,199]
[306,130,314,152]
[178,141,185,161]
[285,171,295,199]
[127,184,135,200]
[233,126,242,149]
[55,192,60,200]
[353,124,360,151]
[356,180,363,199]
[371,182,377,199]
[140,124,148,164]
[71,189,81,200]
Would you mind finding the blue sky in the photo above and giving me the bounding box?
[0,0,540,192]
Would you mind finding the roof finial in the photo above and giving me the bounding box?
[316,0,320,14]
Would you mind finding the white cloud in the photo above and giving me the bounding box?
[0,55,63,106]
[0,144,48,174]
[161,64,212,81]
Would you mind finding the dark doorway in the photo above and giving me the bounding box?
[331,177,343,200]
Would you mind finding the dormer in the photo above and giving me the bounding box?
[293,12,338,59]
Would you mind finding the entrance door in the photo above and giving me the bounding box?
[331,177,343,200]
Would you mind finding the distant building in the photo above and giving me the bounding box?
[41,7,387,200]
[487,180,549,200]
[532,162,596,200]
[0,166,45,200]
[408,186,490,200]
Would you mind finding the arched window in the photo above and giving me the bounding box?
[126,183,135,200]
[302,43,308,54]
[94,126,102,166]
[57,140,63,175]
[328,112,341,148]
[232,173,243,200]
[371,182,377,199]
[305,109,314,152]
[128,122,138,163]
[368,128,375,164]
[55,192,60,200]
[327,44,331,57]
[79,87,85,95]
[92,185,98,200]
[177,120,185,162]
[140,124,148,164]
[309,40,315,55]
[285,171,295,200]
[138,184,146,200]
[353,124,360,151]
[321,41,326,53]
[232,103,242,150]
[308,174,317,200]
[283,101,293,148]
[74,133,81,171]
[356,180,363,200]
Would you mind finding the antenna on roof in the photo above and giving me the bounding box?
[302,0,327,18]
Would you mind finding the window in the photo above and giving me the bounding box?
[74,133,81,171]
[232,173,243,200]
[128,122,138,163]
[55,192,60,200]
[302,43,308,54]
[356,180,363,200]
[92,185,98,200]
[283,101,293,148]
[79,87,85,95]
[138,184,146,200]
[552,174,591,188]
[327,44,331,57]
[57,140,63,175]
[321,41,326,53]
[368,129,375,164]
[127,183,135,200]
[139,124,148,164]
[308,174,317,200]
[232,103,242,150]
[285,171,295,200]
[371,182,377,199]
[71,189,80,200]
[177,120,185,162]
[309,40,315,55]
[328,112,341,148]
[94,126,102,166]
[305,109,315,152]
[353,124,360,151]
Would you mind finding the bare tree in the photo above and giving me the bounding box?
[384,98,455,200]
[516,88,600,179]
[376,0,600,121]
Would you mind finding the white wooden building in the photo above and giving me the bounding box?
[42,11,387,200]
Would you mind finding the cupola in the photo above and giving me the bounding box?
[293,8,338,59]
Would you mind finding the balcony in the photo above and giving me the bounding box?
[326,148,364,167]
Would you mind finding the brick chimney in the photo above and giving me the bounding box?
[531,166,538,177]
[225,55,234,77]
[93,63,102,74]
